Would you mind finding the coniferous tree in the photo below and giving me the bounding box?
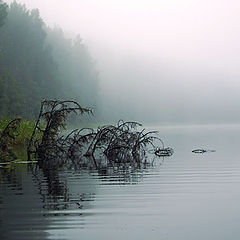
[0,1,99,119]
[0,0,7,27]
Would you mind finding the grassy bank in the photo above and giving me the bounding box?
[0,118,42,146]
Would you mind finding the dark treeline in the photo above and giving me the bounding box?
[0,1,99,119]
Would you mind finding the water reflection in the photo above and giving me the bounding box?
[2,125,240,240]
[0,155,163,240]
[0,167,23,192]
[0,165,51,240]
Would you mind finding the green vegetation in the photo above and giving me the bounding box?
[0,1,172,165]
[0,117,44,162]
[0,1,99,119]
[0,118,43,146]
[0,100,172,167]
[0,0,7,27]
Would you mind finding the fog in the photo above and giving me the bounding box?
[6,0,240,124]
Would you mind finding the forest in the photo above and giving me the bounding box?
[0,0,172,165]
[0,0,99,119]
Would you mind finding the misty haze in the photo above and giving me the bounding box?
[1,1,240,240]
[3,0,239,124]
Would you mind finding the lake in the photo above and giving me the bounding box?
[1,124,240,240]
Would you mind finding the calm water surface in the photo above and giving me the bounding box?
[1,125,240,240]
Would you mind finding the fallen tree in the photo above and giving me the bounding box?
[1,100,173,167]
[27,99,92,161]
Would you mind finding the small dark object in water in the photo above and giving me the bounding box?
[192,149,216,154]
[155,147,174,157]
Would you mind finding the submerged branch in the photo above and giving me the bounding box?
[1,100,173,168]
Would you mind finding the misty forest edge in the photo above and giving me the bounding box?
[0,2,174,166]
[0,1,99,119]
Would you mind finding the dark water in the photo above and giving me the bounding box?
[1,125,240,240]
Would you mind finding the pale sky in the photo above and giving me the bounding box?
[5,0,240,123]
[5,0,240,73]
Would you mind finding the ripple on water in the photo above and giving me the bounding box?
[1,126,240,240]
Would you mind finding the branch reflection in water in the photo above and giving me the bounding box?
[0,154,166,240]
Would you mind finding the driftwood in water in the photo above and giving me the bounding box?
[26,100,173,168]
[56,120,167,168]
[192,149,216,154]
[27,100,92,161]
[0,100,174,168]
[154,147,174,157]
[0,118,21,161]
[83,120,164,165]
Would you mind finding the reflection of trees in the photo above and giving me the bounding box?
[0,165,50,240]
[97,160,164,185]
[32,161,96,212]
[31,155,164,212]
[0,154,166,215]
[0,166,23,191]
[0,155,166,239]
[97,165,145,185]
